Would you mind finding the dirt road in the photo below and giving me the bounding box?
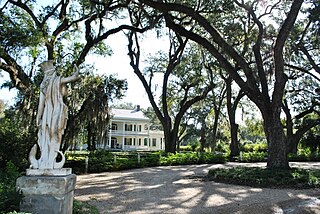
[74,162,320,214]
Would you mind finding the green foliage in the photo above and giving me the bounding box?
[160,152,199,165]
[288,152,320,162]
[0,162,23,213]
[65,151,226,174]
[215,142,231,154]
[65,151,89,161]
[87,150,114,173]
[73,200,99,214]
[66,150,162,173]
[299,128,320,153]
[241,143,268,153]
[0,118,34,171]
[0,5,42,50]
[159,152,226,166]
[208,167,320,189]
[240,119,266,144]
[198,152,227,164]
[179,145,200,152]
[239,152,267,162]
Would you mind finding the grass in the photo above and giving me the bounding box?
[207,167,320,189]
[73,200,99,214]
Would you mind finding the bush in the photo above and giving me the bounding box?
[179,146,193,152]
[0,162,23,213]
[197,152,227,164]
[239,151,267,162]
[160,152,227,166]
[73,200,99,214]
[215,143,230,154]
[241,143,267,153]
[88,150,114,173]
[65,151,227,174]
[64,160,86,174]
[288,152,320,162]
[139,152,161,167]
[207,167,320,189]
[0,119,35,172]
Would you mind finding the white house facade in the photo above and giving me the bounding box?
[105,106,165,151]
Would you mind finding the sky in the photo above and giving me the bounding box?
[87,31,168,109]
[0,0,170,108]
[0,30,168,109]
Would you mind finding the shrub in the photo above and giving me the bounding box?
[160,152,227,166]
[0,119,35,172]
[73,200,99,214]
[207,167,320,189]
[288,152,320,162]
[139,152,161,167]
[179,146,193,152]
[65,151,88,161]
[88,150,114,173]
[64,160,86,174]
[0,162,23,213]
[241,143,267,153]
[239,151,267,162]
[65,151,227,174]
[215,143,230,154]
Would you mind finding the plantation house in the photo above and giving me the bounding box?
[105,106,165,151]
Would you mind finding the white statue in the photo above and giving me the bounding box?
[29,60,80,170]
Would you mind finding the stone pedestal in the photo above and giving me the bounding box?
[16,172,76,214]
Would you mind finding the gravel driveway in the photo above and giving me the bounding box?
[74,162,320,214]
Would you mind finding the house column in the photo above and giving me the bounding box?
[108,119,112,149]
[122,122,125,150]
[148,123,150,150]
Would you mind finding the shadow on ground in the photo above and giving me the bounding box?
[74,162,320,214]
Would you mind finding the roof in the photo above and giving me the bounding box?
[110,108,149,122]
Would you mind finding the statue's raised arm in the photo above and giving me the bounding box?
[61,64,80,84]
[29,60,81,172]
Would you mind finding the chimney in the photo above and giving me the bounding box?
[136,105,140,111]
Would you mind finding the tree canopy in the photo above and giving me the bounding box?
[1,0,320,170]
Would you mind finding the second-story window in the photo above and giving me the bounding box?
[125,124,133,131]
[111,123,117,130]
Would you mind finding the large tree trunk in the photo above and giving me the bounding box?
[229,122,240,157]
[287,136,299,154]
[199,121,206,153]
[211,110,219,152]
[262,108,289,169]
[164,129,177,153]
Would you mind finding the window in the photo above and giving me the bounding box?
[138,139,142,146]
[111,123,117,130]
[138,125,142,132]
[152,138,157,147]
[144,138,148,146]
[125,124,133,131]
[111,137,117,149]
[125,138,132,145]
[133,138,136,146]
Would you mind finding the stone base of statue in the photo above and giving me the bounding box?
[16,169,76,214]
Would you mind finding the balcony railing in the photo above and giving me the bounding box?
[109,130,149,136]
